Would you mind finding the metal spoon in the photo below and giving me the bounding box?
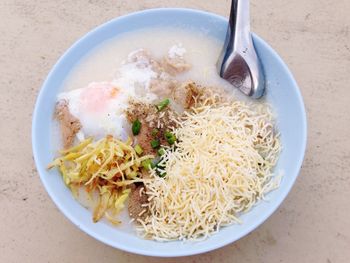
[217,0,265,98]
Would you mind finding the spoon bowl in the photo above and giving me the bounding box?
[217,0,265,98]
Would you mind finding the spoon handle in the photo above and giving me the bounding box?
[230,0,250,46]
[222,0,251,69]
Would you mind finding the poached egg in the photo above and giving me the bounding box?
[58,82,131,141]
[57,49,162,142]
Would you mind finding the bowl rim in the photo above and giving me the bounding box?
[32,7,307,257]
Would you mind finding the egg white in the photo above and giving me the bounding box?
[58,82,131,141]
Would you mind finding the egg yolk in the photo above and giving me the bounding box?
[80,82,119,113]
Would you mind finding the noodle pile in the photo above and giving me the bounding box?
[138,99,281,241]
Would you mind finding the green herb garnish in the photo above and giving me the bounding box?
[134,144,143,155]
[141,159,152,170]
[132,119,141,135]
[157,171,167,178]
[151,128,159,137]
[164,131,176,145]
[150,139,160,149]
[157,147,166,156]
[156,98,170,111]
[155,163,166,178]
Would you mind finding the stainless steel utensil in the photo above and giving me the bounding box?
[217,0,265,98]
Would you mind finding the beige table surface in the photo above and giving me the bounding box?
[1,0,350,262]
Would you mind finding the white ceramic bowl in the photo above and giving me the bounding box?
[32,8,307,257]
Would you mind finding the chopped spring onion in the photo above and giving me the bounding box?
[132,119,141,135]
[150,139,160,149]
[157,171,167,178]
[141,159,153,170]
[134,144,143,155]
[155,162,166,178]
[164,131,176,145]
[151,128,159,137]
[156,98,170,111]
[157,148,166,156]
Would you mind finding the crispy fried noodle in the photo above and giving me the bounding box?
[138,98,281,241]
